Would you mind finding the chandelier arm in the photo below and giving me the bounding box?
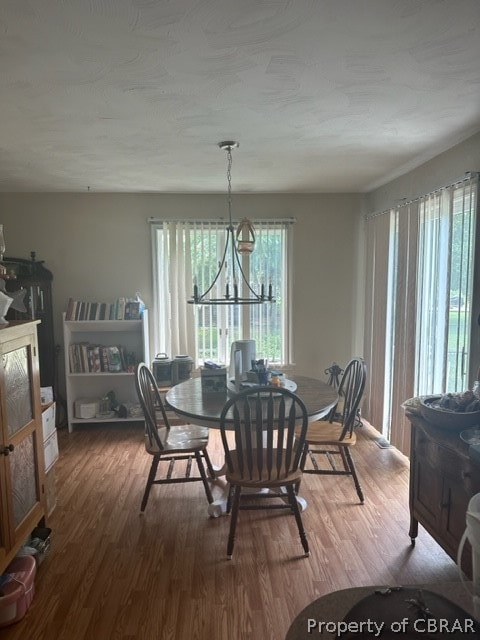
[188,140,276,306]
[233,247,264,300]
[195,226,232,301]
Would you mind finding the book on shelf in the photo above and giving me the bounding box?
[124,301,141,320]
[64,297,145,321]
[68,342,138,374]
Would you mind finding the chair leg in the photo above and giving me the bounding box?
[194,451,214,504]
[203,448,216,479]
[343,446,364,503]
[338,445,350,472]
[141,454,160,512]
[286,485,309,557]
[227,485,241,560]
[294,476,302,495]
[226,483,234,514]
[299,442,308,471]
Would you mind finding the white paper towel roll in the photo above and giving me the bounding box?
[229,340,256,378]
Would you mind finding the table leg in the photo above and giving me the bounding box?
[208,463,230,518]
[207,461,308,517]
[208,483,308,517]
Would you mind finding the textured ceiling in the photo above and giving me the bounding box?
[1,0,480,193]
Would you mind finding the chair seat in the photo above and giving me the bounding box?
[297,420,357,446]
[225,449,303,487]
[145,424,209,455]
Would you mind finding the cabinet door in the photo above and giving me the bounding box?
[0,435,9,566]
[411,429,443,531]
[0,331,45,560]
[441,476,475,576]
[412,454,443,530]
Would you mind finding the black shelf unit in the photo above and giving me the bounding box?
[3,252,55,390]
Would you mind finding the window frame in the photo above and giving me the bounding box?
[151,218,294,367]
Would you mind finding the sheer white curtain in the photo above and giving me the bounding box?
[363,211,391,436]
[153,221,196,359]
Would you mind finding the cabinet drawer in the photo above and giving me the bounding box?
[45,467,57,517]
[41,402,56,442]
[436,445,480,491]
[44,431,59,473]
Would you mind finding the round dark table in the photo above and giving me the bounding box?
[165,375,338,517]
[165,374,338,428]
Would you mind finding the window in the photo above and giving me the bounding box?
[363,174,478,455]
[415,183,476,394]
[151,219,293,366]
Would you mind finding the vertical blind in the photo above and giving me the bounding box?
[151,218,293,366]
[363,174,478,456]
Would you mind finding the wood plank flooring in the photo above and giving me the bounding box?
[3,420,461,639]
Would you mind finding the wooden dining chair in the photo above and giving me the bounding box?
[296,357,367,502]
[219,386,310,559]
[135,363,215,511]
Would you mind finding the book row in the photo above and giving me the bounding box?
[69,342,138,374]
[65,297,143,321]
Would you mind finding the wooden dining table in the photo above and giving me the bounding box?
[165,374,338,428]
[165,374,338,517]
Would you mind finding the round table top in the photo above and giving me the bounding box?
[165,375,338,428]
[285,583,475,639]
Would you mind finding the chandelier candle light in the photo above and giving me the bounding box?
[188,141,275,306]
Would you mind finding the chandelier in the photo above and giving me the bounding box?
[188,141,275,306]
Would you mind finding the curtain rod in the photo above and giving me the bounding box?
[364,171,479,221]
[148,217,296,224]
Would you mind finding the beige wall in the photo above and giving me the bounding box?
[365,131,480,214]
[355,130,480,355]
[0,192,361,395]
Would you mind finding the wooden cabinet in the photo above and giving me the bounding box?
[63,310,149,432]
[0,321,46,573]
[408,412,480,578]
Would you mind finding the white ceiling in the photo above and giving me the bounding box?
[2,0,480,193]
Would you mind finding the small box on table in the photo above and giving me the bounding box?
[200,366,227,394]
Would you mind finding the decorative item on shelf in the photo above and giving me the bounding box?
[188,141,275,306]
[0,226,21,281]
[0,290,13,325]
[0,279,27,314]
[0,235,28,321]
[105,390,128,418]
[74,398,101,420]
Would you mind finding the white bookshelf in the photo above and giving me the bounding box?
[63,310,149,432]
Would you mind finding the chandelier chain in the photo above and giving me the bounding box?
[227,146,233,225]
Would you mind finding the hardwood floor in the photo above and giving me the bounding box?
[3,420,461,639]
